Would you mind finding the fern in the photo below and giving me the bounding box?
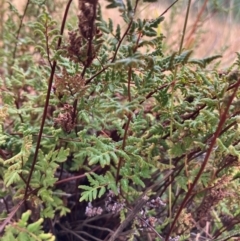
[79,172,117,202]
[1,1,240,240]
[2,210,55,241]
[3,136,32,187]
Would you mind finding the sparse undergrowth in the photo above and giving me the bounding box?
[0,0,240,241]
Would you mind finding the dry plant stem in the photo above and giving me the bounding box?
[115,8,145,183]
[72,98,78,137]
[213,215,240,239]
[11,0,30,67]
[114,0,141,184]
[75,231,104,241]
[58,223,88,241]
[109,176,172,241]
[166,77,240,240]
[44,22,53,69]
[112,0,139,62]
[85,66,108,84]
[87,0,140,85]
[83,213,113,225]
[185,0,209,48]
[2,198,10,213]
[55,165,100,185]
[73,0,98,133]
[127,208,163,240]
[178,0,191,55]
[83,224,114,234]
[168,0,191,220]
[19,173,32,191]
[159,0,180,17]
[0,187,40,233]
[108,192,151,241]
[14,99,24,123]
[116,68,132,183]
[142,81,175,103]
[81,0,97,77]
[24,0,73,199]
[0,200,24,234]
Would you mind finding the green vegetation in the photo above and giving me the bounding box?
[0,0,240,240]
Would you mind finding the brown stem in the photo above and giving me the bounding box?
[85,66,108,85]
[81,0,98,77]
[86,0,141,85]
[55,166,100,185]
[115,68,132,184]
[24,0,73,199]
[73,1,98,135]
[11,0,31,67]
[142,81,175,104]
[0,200,24,234]
[108,188,153,241]
[109,178,171,241]
[111,0,139,63]
[185,0,209,48]
[44,21,53,69]
[14,99,24,123]
[166,77,240,240]
[159,0,180,17]
[0,187,40,234]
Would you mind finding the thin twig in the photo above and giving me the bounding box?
[142,81,175,104]
[127,208,163,240]
[86,0,140,85]
[159,0,180,17]
[0,187,40,233]
[11,0,31,66]
[44,21,53,69]
[109,177,172,241]
[185,0,209,48]
[0,200,24,234]
[2,198,10,214]
[55,166,100,185]
[111,0,139,63]
[115,68,132,184]
[58,223,88,241]
[85,66,108,85]
[168,0,192,219]
[75,231,104,241]
[14,99,24,123]
[24,0,73,199]
[178,0,191,55]
[108,193,149,241]
[83,223,114,233]
[81,0,98,77]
